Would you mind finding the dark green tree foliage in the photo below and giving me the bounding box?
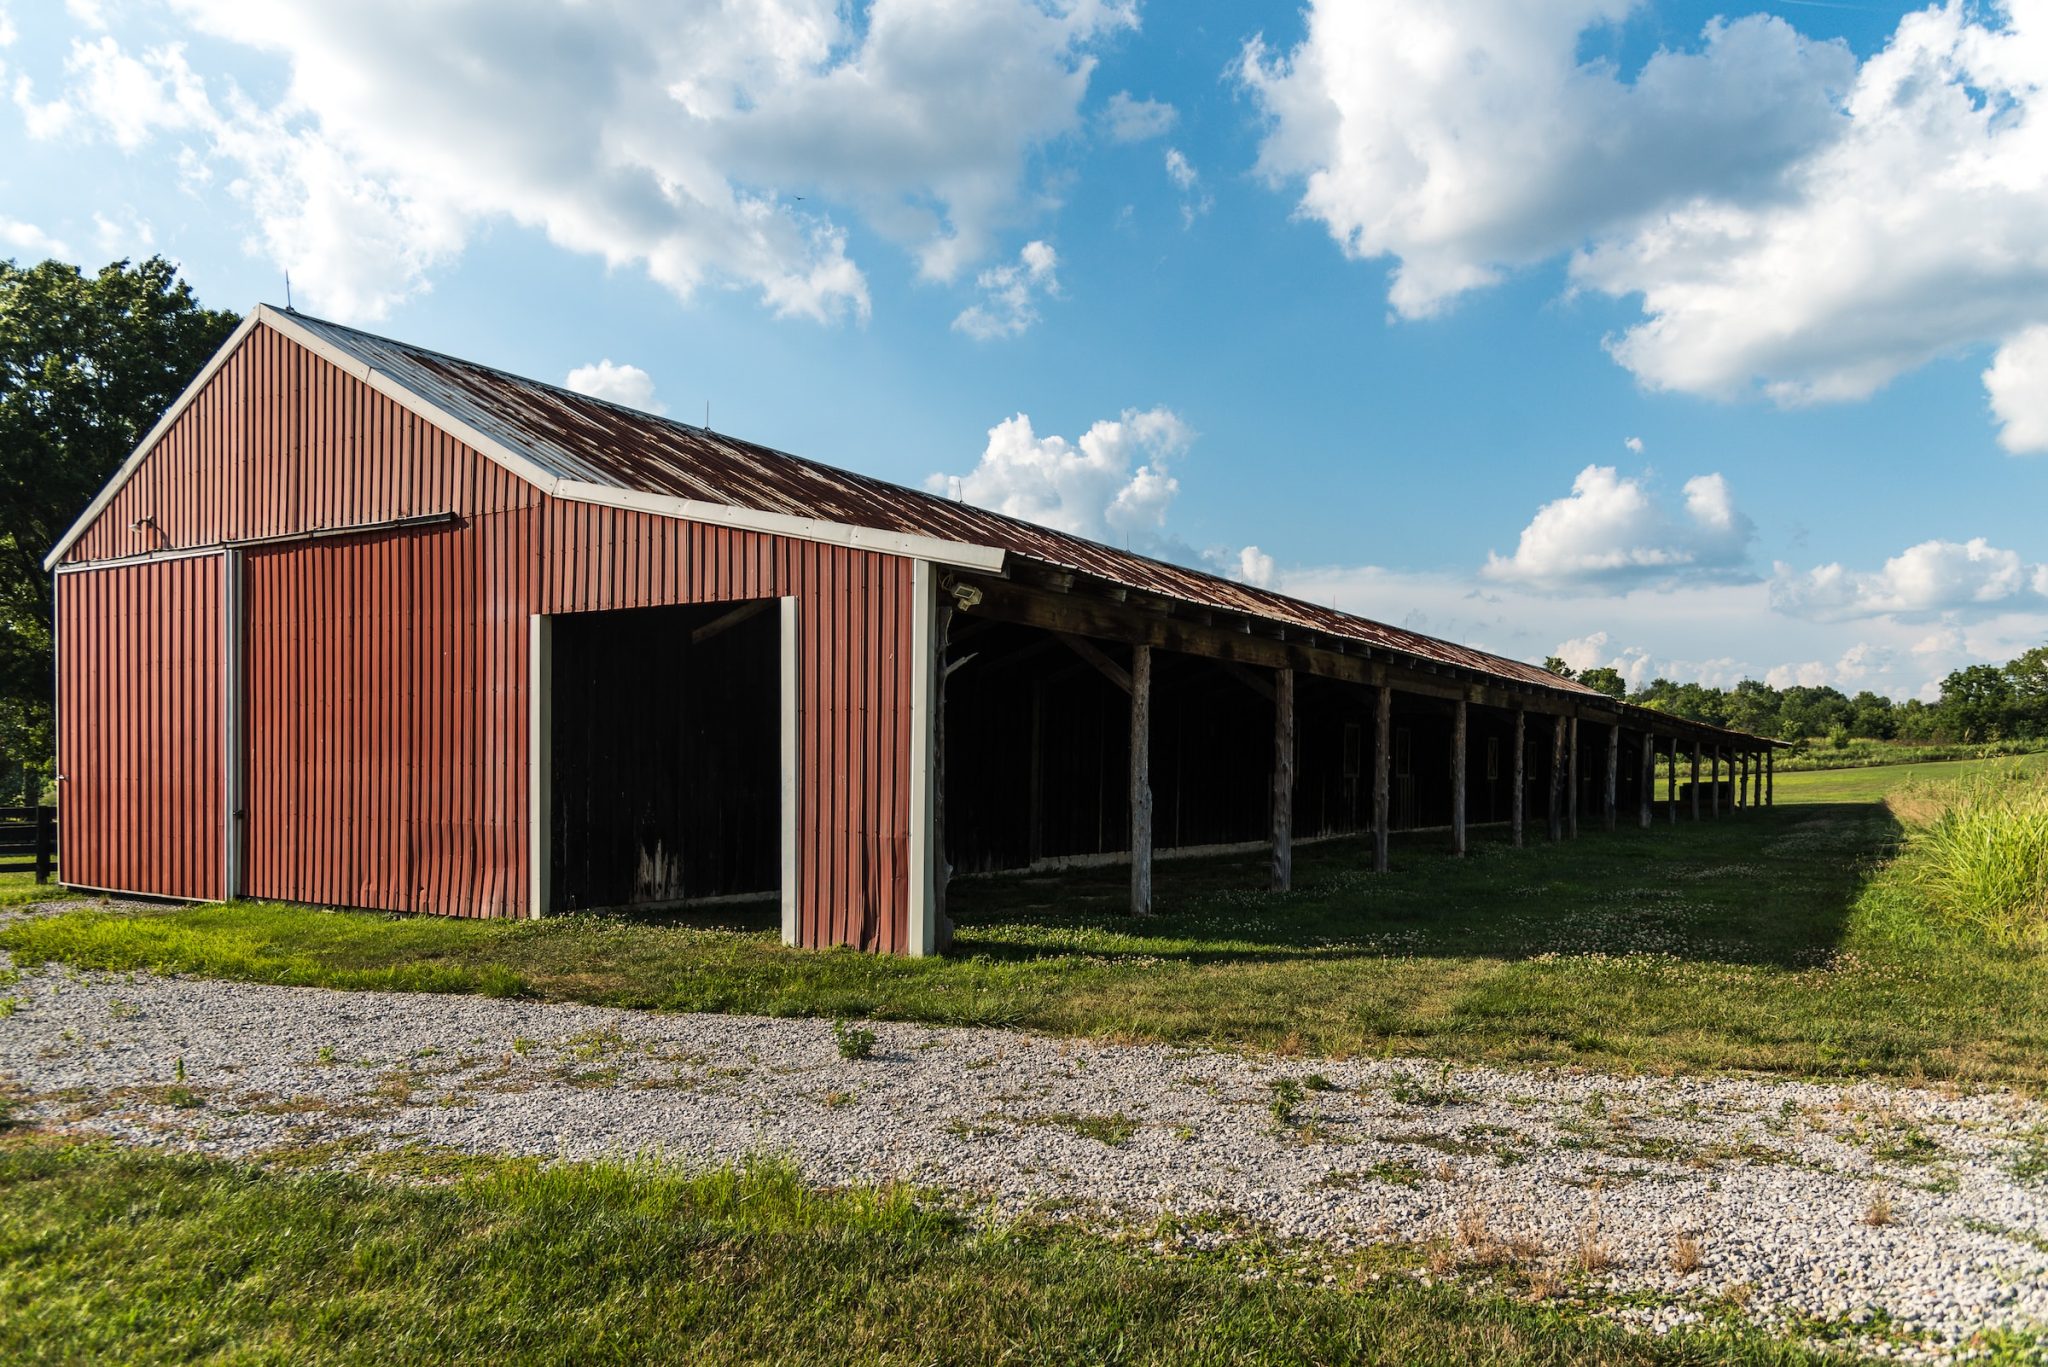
[0,257,239,803]
[1575,666,1626,699]
[1624,649,2048,745]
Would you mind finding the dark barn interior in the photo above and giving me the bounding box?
[939,619,1669,878]
[548,601,780,910]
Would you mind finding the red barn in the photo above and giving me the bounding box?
[46,306,1776,952]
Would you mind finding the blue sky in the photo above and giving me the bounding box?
[3,0,2046,698]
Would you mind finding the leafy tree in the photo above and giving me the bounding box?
[1936,664,2013,743]
[1576,666,1626,699]
[1541,656,1576,681]
[0,256,238,802]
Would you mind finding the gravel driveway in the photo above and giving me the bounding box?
[3,956,2044,1361]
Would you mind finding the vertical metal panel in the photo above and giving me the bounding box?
[55,555,224,900]
[66,325,534,564]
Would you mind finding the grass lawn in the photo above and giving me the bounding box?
[4,756,2045,1089]
[1772,749,2048,805]
[0,1131,1859,1366]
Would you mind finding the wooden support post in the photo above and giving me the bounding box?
[1767,749,1775,806]
[1638,731,1653,829]
[1666,736,1677,825]
[1603,724,1619,833]
[1549,714,1567,842]
[1711,747,1722,818]
[1567,717,1580,839]
[1271,667,1295,891]
[1690,741,1702,820]
[1511,707,1526,848]
[1742,752,1752,809]
[1451,698,1468,857]
[1373,684,1392,873]
[1130,643,1153,916]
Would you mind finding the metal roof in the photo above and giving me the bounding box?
[284,309,1633,706]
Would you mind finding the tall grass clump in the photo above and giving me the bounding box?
[1895,768,2048,948]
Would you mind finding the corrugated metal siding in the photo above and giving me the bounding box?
[242,509,535,918]
[56,555,223,899]
[540,500,912,953]
[67,324,514,563]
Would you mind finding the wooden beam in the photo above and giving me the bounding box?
[1130,643,1153,916]
[1712,747,1722,818]
[1511,707,1526,848]
[1451,699,1468,857]
[691,599,771,646]
[1272,667,1295,891]
[1767,749,1775,807]
[1603,723,1619,833]
[1690,741,1702,821]
[1374,684,1392,873]
[1638,729,1652,829]
[1548,714,1567,843]
[1056,631,1132,694]
[1222,658,1277,703]
[1567,717,1580,839]
[1666,736,1677,826]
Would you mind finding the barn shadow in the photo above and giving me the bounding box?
[943,799,1899,972]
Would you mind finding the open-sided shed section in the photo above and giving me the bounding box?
[45,305,1780,953]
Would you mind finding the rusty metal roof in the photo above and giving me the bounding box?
[285,311,1673,711]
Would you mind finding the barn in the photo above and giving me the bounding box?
[44,305,1779,953]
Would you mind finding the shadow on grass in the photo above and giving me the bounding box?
[940,800,1901,972]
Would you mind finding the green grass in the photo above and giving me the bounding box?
[0,871,76,910]
[1889,768,2048,948]
[6,756,2046,1089]
[1773,750,2048,805]
[0,1133,1850,1365]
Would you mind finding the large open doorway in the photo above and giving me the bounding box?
[539,600,783,914]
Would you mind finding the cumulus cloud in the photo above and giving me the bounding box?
[91,206,154,254]
[953,239,1059,340]
[1770,537,2048,622]
[928,406,1194,546]
[1482,466,1755,592]
[1101,89,1175,142]
[564,359,664,415]
[27,0,1134,320]
[1205,543,1276,588]
[0,216,69,258]
[1238,0,2048,438]
[1985,325,2048,455]
[1238,3,1851,320]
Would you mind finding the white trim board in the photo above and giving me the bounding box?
[779,596,801,947]
[905,560,939,958]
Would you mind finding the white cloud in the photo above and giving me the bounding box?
[564,359,664,415]
[1482,465,1755,592]
[1554,631,1611,672]
[1163,146,1211,227]
[1238,1,2048,441]
[1228,545,1276,588]
[1101,89,1175,143]
[1770,537,2047,622]
[1623,436,1643,454]
[1985,325,2048,455]
[1765,661,1830,689]
[28,0,1135,320]
[91,206,155,254]
[928,406,1194,545]
[65,0,108,30]
[0,216,69,258]
[1238,3,1851,320]
[952,239,1059,340]
[0,7,17,48]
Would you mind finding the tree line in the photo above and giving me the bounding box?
[1543,649,2048,746]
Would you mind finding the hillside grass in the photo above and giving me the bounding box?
[7,756,2044,1089]
[0,1132,1879,1367]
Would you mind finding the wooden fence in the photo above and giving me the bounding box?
[0,806,56,882]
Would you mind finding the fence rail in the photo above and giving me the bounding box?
[0,806,56,882]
